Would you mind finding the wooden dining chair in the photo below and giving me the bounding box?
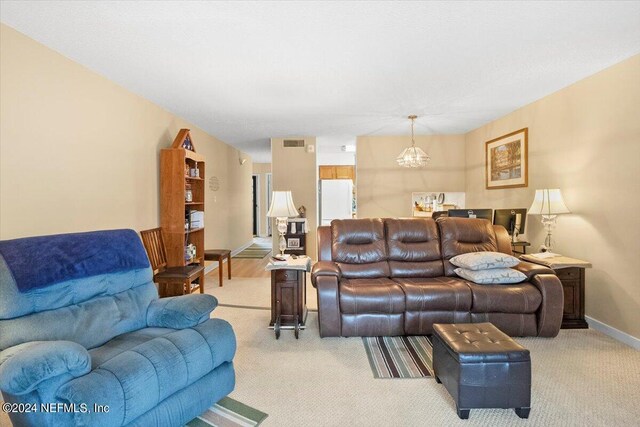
[140,227,205,297]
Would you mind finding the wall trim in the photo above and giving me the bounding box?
[204,239,255,274]
[585,316,640,350]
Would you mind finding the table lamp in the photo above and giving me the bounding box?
[528,189,570,250]
[267,191,298,256]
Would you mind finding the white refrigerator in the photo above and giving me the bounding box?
[320,179,353,226]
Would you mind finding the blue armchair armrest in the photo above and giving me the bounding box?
[147,294,218,329]
[0,341,90,395]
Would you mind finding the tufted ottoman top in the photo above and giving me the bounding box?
[433,322,530,364]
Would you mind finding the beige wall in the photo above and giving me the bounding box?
[356,135,466,218]
[465,55,640,339]
[252,163,272,237]
[271,138,317,260]
[0,24,253,252]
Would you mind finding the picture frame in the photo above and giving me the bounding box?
[485,128,528,189]
[287,238,301,249]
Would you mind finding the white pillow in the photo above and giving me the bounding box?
[450,251,520,271]
[455,267,527,284]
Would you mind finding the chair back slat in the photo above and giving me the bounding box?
[140,228,168,273]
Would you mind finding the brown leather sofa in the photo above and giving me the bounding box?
[311,217,564,338]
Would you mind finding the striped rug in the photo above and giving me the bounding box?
[362,336,434,378]
[232,243,271,259]
[186,397,268,426]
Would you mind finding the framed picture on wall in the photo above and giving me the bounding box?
[485,128,528,189]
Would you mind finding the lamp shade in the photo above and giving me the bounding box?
[267,191,298,218]
[396,146,430,168]
[528,189,570,215]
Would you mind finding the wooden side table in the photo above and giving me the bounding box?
[511,241,531,255]
[270,268,308,339]
[204,249,231,287]
[520,255,592,329]
[555,267,588,329]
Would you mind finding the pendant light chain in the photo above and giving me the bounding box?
[411,116,416,147]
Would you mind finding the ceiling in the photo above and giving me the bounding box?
[2,1,639,163]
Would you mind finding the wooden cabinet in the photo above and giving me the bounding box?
[520,255,590,329]
[270,269,307,339]
[160,129,206,267]
[336,166,354,179]
[555,267,588,329]
[284,218,307,256]
[319,165,355,181]
[319,165,335,179]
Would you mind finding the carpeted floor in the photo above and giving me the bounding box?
[206,277,640,426]
[3,275,638,427]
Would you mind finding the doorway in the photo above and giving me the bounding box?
[266,173,272,236]
[252,175,259,236]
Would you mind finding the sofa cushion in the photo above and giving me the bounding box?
[339,278,405,314]
[450,251,520,271]
[437,217,498,276]
[0,282,158,351]
[386,218,444,278]
[332,219,390,278]
[88,327,177,368]
[392,277,472,311]
[466,282,542,314]
[455,267,527,284]
[57,319,236,426]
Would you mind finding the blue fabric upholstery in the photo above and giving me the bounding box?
[0,230,236,427]
[0,341,90,395]
[0,229,149,293]
[147,294,218,328]
[0,282,158,350]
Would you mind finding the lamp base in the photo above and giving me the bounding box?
[278,233,286,256]
[276,217,288,256]
[541,215,557,251]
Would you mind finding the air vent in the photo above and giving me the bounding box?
[283,139,305,148]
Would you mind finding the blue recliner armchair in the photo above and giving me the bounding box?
[0,229,236,427]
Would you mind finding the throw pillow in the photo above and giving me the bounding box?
[450,251,520,271]
[455,267,527,284]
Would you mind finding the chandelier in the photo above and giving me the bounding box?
[396,115,430,168]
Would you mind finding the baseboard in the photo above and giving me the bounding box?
[204,262,218,274]
[203,240,254,275]
[585,316,640,350]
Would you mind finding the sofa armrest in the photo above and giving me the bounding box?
[0,341,90,395]
[513,261,555,281]
[311,261,341,287]
[314,275,342,337]
[147,294,218,329]
[530,274,564,337]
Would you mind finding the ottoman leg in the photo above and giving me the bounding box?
[515,407,530,419]
[457,408,470,419]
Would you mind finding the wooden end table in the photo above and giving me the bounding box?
[267,257,311,339]
[511,241,531,255]
[520,255,592,329]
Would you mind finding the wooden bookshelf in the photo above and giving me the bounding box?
[160,129,206,267]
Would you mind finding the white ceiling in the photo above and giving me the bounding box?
[2,1,639,163]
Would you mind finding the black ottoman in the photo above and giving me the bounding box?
[432,323,531,419]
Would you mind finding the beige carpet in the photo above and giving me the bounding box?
[3,276,638,427]
[205,276,318,311]
[206,277,640,427]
